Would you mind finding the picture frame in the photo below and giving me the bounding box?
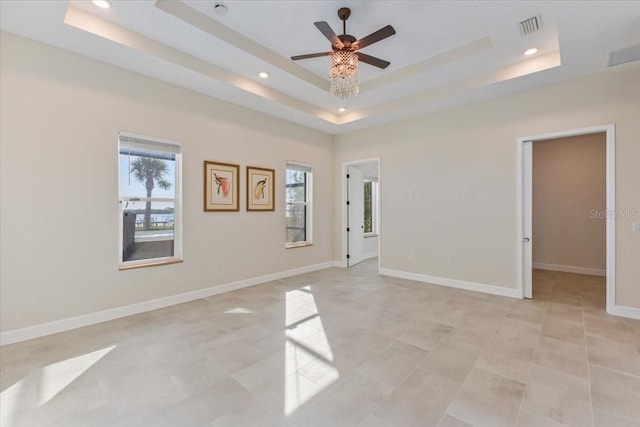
[204,161,240,212]
[246,166,275,211]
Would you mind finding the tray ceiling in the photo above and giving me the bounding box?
[1,1,638,134]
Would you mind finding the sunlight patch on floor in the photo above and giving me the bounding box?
[0,380,23,427]
[38,345,115,405]
[284,286,339,415]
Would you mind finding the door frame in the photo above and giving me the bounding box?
[347,165,366,267]
[516,124,615,314]
[341,158,381,271]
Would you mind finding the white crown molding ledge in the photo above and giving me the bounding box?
[63,6,337,125]
[0,261,334,346]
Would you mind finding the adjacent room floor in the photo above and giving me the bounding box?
[1,260,639,426]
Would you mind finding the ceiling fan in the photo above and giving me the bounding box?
[291,7,396,70]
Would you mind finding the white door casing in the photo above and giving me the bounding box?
[347,166,365,267]
[523,141,533,298]
[518,124,616,315]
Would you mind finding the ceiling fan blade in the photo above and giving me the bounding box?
[291,52,333,61]
[354,25,396,50]
[314,21,343,48]
[357,53,391,69]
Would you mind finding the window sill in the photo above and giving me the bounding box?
[135,234,174,243]
[119,258,183,271]
[364,233,379,238]
[286,242,313,249]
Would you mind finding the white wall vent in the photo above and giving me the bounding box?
[520,16,542,35]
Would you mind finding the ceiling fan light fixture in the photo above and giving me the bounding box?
[330,50,359,100]
[292,7,395,100]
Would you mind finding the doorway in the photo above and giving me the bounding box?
[518,125,616,313]
[342,159,380,268]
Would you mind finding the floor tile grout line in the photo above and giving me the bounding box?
[593,406,640,425]
[362,336,444,425]
[438,302,514,424]
[514,285,549,426]
[582,291,597,427]
[586,359,640,379]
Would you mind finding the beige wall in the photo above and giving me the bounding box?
[532,134,606,272]
[2,31,640,335]
[0,33,334,332]
[334,62,640,308]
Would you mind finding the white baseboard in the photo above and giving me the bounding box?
[609,305,640,320]
[363,252,378,260]
[379,268,521,298]
[0,261,334,346]
[533,262,606,277]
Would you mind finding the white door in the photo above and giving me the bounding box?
[348,166,365,267]
[523,141,533,298]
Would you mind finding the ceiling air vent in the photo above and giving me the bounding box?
[520,16,542,35]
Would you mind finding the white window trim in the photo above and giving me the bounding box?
[118,131,183,269]
[285,161,313,248]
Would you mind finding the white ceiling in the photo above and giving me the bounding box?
[1,1,639,134]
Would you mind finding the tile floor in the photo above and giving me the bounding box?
[1,260,639,426]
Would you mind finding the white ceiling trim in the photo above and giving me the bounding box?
[65,4,560,129]
[154,0,328,91]
[3,1,638,134]
[63,5,338,124]
[156,0,497,99]
[359,37,493,93]
[339,51,561,125]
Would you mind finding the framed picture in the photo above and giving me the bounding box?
[246,166,275,211]
[204,161,239,211]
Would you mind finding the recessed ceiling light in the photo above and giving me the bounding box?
[92,0,111,9]
[524,48,538,56]
[258,71,269,79]
[338,107,346,112]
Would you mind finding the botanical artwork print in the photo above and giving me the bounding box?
[204,161,239,212]
[246,166,274,211]
[211,169,233,204]
[252,174,269,205]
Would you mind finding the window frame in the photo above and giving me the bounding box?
[285,161,313,248]
[364,179,379,237]
[118,131,183,270]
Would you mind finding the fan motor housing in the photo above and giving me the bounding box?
[336,34,357,50]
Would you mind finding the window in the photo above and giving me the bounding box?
[364,179,378,235]
[118,132,182,268]
[285,161,313,247]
